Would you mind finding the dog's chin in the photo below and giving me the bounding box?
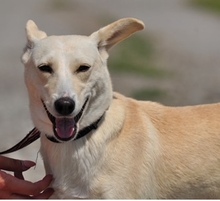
[42,97,89,142]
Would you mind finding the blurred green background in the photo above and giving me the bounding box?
[192,0,220,14]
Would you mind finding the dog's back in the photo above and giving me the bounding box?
[94,93,220,198]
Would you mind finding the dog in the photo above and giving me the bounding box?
[21,18,220,198]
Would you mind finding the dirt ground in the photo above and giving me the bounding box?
[0,0,220,181]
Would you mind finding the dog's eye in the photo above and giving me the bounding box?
[76,65,91,73]
[38,65,53,74]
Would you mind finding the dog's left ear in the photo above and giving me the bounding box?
[25,20,47,48]
[90,18,144,59]
[22,20,47,64]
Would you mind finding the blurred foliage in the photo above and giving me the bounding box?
[191,0,220,14]
[132,88,166,101]
[108,32,170,101]
[49,0,76,10]
[109,35,167,78]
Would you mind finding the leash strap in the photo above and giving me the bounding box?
[0,127,40,155]
[0,114,105,154]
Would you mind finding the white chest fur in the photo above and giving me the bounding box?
[40,135,104,199]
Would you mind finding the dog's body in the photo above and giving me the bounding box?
[22,18,220,198]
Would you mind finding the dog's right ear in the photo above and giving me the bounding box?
[90,18,145,59]
[25,20,47,49]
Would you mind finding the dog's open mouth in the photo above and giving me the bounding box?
[42,98,89,141]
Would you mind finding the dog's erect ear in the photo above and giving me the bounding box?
[25,20,47,48]
[90,18,144,58]
[22,20,47,63]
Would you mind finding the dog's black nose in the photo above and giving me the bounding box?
[55,97,75,116]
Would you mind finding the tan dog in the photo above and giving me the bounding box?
[22,18,220,199]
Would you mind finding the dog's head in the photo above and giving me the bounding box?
[22,18,144,142]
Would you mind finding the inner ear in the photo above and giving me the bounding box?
[90,18,145,51]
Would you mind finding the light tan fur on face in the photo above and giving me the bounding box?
[22,18,220,199]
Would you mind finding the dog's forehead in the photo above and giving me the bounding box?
[32,35,99,64]
[36,35,96,51]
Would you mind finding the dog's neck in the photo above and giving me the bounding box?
[40,121,108,198]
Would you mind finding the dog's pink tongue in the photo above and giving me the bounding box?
[56,118,76,140]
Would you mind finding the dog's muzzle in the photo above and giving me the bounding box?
[42,97,89,142]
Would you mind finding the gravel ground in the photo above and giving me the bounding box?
[0,0,220,182]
